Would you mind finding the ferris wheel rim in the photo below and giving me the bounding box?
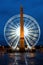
[4,14,41,49]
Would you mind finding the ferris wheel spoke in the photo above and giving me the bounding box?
[7,34,17,40]
[28,33,38,38]
[6,33,16,37]
[24,19,29,26]
[27,23,35,29]
[7,36,17,44]
[6,27,16,31]
[25,36,32,45]
[27,26,37,30]
[15,22,20,27]
[11,38,18,46]
[11,38,19,46]
[15,21,19,25]
[5,30,15,33]
[27,24,37,29]
[10,22,18,28]
[8,29,15,32]
[28,30,39,33]
[25,36,34,46]
[26,20,32,27]
[12,38,20,49]
[7,37,17,45]
[24,37,32,49]
[8,24,17,30]
[5,29,16,33]
[27,35,37,42]
[28,32,38,36]
[6,31,16,34]
[28,28,39,32]
[10,36,18,43]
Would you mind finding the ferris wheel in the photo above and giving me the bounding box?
[4,14,40,49]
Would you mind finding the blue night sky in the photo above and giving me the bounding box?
[0,0,43,46]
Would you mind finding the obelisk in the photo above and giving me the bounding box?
[20,6,25,51]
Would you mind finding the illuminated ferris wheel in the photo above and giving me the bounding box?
[4,14,40,49]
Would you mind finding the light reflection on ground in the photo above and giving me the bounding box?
[0,51,43,65]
